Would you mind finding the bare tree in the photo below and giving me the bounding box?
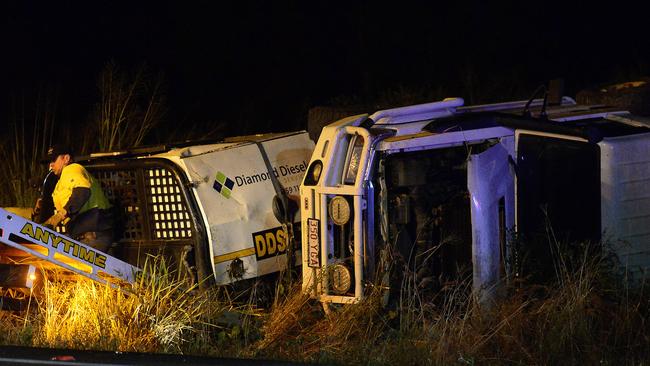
[84,62,166,153]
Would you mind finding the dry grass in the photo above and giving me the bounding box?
[0,311,34,346]
[252,284,388,364]
[1,247,648,364]
[250,245,649,365]
[6,256,232,354]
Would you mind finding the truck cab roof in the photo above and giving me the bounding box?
[357,97,650,152]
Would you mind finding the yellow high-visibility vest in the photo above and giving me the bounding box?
[52,163,111,214]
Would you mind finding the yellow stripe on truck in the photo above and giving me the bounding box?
[213,247,256,264]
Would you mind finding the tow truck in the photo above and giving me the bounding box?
[300,93,650,305]
[1,131,314,309]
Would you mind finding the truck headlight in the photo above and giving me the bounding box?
[343,135,364,185]
[328,195,350,226]
[330,263,352,294]
[303,160,323,186]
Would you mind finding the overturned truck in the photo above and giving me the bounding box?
[0,132,314,307]
[300,96,650,304]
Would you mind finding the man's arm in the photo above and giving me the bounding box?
[43,186,91,227]
[33,170,60,223]
[44,168,92,228]
[64,187,91,217]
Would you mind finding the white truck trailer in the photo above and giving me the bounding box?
[300,96,650,305]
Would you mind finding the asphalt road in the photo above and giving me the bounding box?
[0,345,296,365]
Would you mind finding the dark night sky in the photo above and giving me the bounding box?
[4,1,650,140]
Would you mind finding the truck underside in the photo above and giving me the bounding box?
[379,147,473,299]
[376,134,603,301]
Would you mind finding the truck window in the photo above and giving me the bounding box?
[516,134,600,280]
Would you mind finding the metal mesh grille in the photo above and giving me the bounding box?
[94,170,144,240]
[146,168,193,240]
[83,161,197,269]
[89,164,195,243]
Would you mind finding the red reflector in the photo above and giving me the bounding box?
[51,356,76,361]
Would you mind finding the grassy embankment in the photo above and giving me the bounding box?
[0,244,648,365]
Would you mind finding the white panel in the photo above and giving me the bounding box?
[467,137,515,304]
[600,132,650,284]
[180,133,314,284]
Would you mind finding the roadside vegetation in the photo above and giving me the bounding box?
[0,88,57,208]
[250,242,650,365]
[0,242,648,365]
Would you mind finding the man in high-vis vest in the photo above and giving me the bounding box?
[43,145,114,252]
